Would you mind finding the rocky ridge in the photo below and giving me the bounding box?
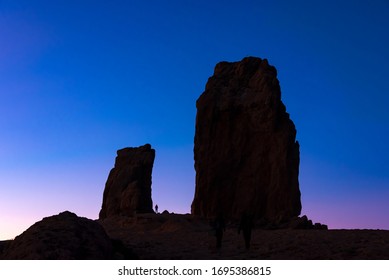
[1,211,118,259]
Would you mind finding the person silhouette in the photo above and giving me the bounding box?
[238,212,253,249]
[155,204,158,214]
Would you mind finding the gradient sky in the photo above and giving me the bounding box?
[1,0,388,239]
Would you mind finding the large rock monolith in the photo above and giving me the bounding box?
[99,144,155,219]
[191,57,301,222]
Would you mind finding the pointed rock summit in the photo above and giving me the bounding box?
[99,144,155,219]
[191,57,301,222]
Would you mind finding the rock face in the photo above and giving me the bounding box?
[2,211,113,259]
[191,57,301,222]
[99,144,155,219]
[0,241,10,256]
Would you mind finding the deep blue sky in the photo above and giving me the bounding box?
[1,0,388,239]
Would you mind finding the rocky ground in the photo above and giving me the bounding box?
[2,212,388,259]
[99,213,389,260]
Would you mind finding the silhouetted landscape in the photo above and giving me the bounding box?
[1,211,389,260]
[1,57,388,260]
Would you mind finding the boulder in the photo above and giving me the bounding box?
[99,144,155,219]
[287,216,328,230]
[288,215,312,229]
[314,223,328,230]
[191,57,301,221]
[2,211,113,259]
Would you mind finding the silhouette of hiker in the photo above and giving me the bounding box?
[155,204,158,214]
[238,212,253,249]
[213,213,225,249]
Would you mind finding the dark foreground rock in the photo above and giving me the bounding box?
[2,213,387,259]
[0,240,11,256]
[99,144,155,219]
[192,57,301,221]
[100,213,389,260]
[1,211,128,260]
